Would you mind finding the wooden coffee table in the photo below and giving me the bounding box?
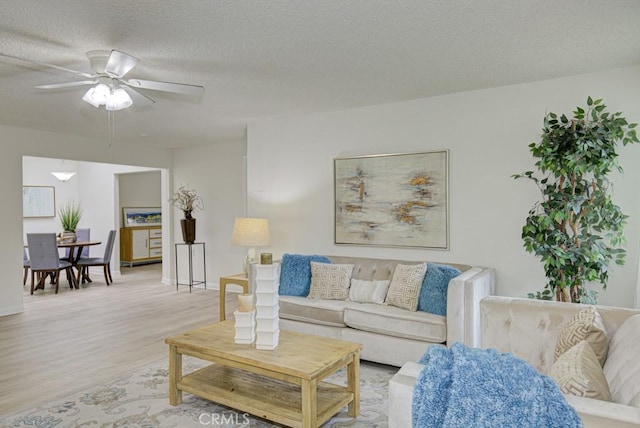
[165,320,362,428]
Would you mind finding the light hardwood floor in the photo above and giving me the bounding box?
[0,264,235,415]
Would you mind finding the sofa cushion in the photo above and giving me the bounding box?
[555,306,608,366]
[603,314,640,406]
[417,263,461,316]
[385,263,427,311]
[308,262,354,300]
[278,295,348,327]
[549,340,612,401]
[279,254,331,296]
[349,279,390,304]
[344,302,446,343]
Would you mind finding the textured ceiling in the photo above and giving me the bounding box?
[1,1,639,149]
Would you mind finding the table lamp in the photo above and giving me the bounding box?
[231,217,270,274]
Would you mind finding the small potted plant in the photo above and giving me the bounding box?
[58,200,82,242]
[169,185,204,243]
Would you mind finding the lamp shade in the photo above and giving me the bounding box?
[231,218,270,247]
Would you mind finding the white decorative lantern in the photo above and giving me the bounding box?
[234,310,255,344]
[255,263,280,350]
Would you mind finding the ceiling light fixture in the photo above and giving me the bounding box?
[82,82,132,111]
[51,160,76,182]
[51,172,76,182]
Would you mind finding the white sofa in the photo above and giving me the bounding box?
[250,256,495,367]
[388,296,640,427]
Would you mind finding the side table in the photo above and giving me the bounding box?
[219,273,248,321]
[175,242,207,293]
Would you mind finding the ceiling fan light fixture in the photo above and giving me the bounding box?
[83,83,132,111]
[81,89,100,108]
[30,48,203,111]
[106,87,133,111]
[82,83,110,108]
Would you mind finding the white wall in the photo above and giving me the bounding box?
[172,141,247,286]
[118,170,162,229]
[247,66,640,308]
[0,124,173,316]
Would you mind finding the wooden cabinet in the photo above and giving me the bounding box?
[120,226,162,266]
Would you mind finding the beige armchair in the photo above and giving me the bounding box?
[389,296,640,427]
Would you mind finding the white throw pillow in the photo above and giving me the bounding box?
[349,279,390,304]
[549,340,612,401]
[384,263,427,311]
[307,262,354,300]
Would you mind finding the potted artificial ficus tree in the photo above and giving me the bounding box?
[169,185,204,244]
[514,97,638,303]
[58,200,82,243]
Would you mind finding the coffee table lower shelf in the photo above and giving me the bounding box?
[179,364,353,428]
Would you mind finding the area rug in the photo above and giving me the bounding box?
[0,356,395,427]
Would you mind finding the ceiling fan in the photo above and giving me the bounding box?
[2,49,205,111]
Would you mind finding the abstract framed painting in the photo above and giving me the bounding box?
[334,150,449,249]
[122,207,162,227]
[23,186,56,218]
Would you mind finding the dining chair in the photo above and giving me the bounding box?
[26,233,77,294]
[23,247,30,286]
[77,230,116,285]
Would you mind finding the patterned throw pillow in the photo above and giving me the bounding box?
[279,254,331,296]
[417,263,461,316]
[555,306,608,366]
[549,340,612,401]
[307,262,354,300]
[384,263,427,312]
[349,279,390,304]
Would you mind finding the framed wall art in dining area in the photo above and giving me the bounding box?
[23,185,56,218]
[122,207,162,226]
[334,150,449,249]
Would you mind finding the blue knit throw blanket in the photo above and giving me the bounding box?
[412,343,582,428]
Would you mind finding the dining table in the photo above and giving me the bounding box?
[26,239,102,291]
[57,240,102,283]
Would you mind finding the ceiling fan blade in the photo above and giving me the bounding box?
[104,50,138,78]
[125,79,205,96]
[120,85,155,106]
[0,52,95,78]
[35,80,97,89]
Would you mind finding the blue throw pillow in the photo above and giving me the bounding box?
[279,253,331,296]
[417,263,461,316]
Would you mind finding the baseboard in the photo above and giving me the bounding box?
[0,304,24,316]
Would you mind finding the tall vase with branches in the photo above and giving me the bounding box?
[170,185,204,244]
[513,97,638,303]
